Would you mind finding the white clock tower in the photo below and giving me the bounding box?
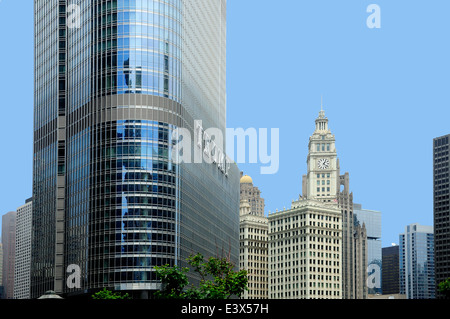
[303,106,338,201]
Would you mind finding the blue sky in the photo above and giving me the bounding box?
[1,0,448,248]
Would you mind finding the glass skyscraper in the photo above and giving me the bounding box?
[32,0,239,299]
[354,203,382,295]
[399,223,435,299]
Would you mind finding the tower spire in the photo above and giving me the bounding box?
[318,95,326,119]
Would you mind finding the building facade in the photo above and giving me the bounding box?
[399,223,435,299]
[0,243,3,299]
[2,211,16,299]
[268,199,342,299]
[240,173,265,217]
[354,203,382,295]
[433,134,450,298]
[382,245,400,295]
[239,179,268,299]
[32,0,240,299]
[354,223,368,299]
[268,107,367,299]
[301,108,367,299]
[14,198,33,299]
[269,108,343,299]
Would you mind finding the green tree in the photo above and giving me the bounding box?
[438,278,450,298]
[153,264,190,299]
[92,288,131,299]
[154,253,248,299]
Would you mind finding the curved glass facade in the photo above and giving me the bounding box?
[87,120,179,286]
[33,0,239,299]
[93,0,181,101]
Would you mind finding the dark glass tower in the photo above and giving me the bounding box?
[382,245,400,295]
[32,0,239,299]
[433,134,450,299]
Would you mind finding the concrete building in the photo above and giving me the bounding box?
[354,223,368,299]
[399,223,435,299]
[240,173,265,218]
[14,198,33,299]
[239,180,268,299]
[433,134,450,298]
[268,106,367,299]
[269,107,343,299]
[2,211,16,299]
[269,199,342,299]
[301,107,367,299]
[32,0,240,299]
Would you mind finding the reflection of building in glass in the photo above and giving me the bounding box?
[354,203,382,295]
[399,224,435,299]
[32,0,238,299]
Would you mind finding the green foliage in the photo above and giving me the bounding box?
[438,277,450,298]
[153,265,190,299]
[91,288,131,299]
[154,253,248,299]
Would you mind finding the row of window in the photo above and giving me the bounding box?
[316,143,331,152]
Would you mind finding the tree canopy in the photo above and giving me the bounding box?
[91,288,131,299]
[438,277,450,298]
[154,253,248,299]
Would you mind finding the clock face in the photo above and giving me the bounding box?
[318,158,330,170]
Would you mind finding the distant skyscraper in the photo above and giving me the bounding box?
[433,134,450,298]
[354,223,368,299]
[382,245,400,295]
[354,203,382,295]
[14,198,33,299]
[239,176,268,299]
[2,211,16,299]
[32,0,239,299]
[240,173,265,217]
[399,223,435,299]
[239,174,268,299]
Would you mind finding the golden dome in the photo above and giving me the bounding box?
[240,175,253,184]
